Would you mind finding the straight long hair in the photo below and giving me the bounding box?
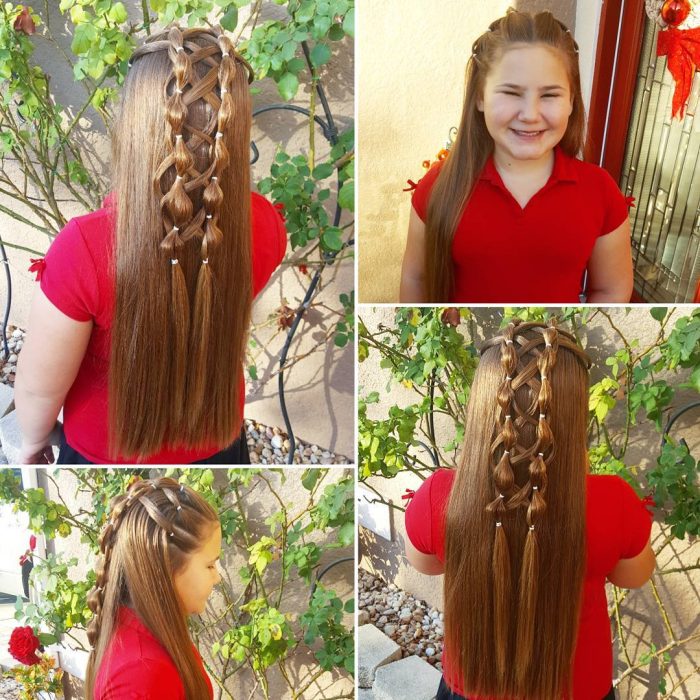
[424,10,586,301]
[109,27,253,460]
[84,477,219,699]
[443,321,591,700]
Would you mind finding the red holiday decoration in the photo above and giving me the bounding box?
[656,26,700,118]
[661,0,691,27]
[8,626,41,666]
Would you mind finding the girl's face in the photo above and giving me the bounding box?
[173,523,222,615]
[477,44,574,166]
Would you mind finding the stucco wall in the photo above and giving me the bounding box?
[36,466,354,700]
[0,1,354,458]
[358,305,700,697]
[357,0,590,302]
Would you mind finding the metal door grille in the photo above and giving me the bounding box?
[619,17,700,302]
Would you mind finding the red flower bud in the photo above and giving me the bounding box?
[9,626,41,666]
[441,307,460,327]
[298,264,308,275]
[13,6,36,35]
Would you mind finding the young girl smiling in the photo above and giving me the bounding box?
[400,10,633,303]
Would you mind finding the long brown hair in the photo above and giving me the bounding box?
[443,320,591,700]
[84,477,219,699]
[109,26,254,460]
[424,10,586,301]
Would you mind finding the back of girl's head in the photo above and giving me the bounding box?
[444,320,591,699]
[84,477,219,699]
[425,9,585,300]
[109,26,254,459]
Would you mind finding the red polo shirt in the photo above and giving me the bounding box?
[40,193,286,463]
[411,147,629,302]
[405,469,652,700]
[94,606,213,699]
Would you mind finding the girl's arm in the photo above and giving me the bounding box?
[399,208,428,302]
[15,289,92,463]
[586,218,633,302]
[607,538,655,588]
[405,536,445,576]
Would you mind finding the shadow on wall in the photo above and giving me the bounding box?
[359,523,403,588]
[513,0,576,29]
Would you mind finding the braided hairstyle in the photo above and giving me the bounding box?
[109,26,255,460]
[424,9,585,301]
[443,320,591,700]
[84,477,219,699]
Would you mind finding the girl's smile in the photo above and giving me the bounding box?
[478,44,573,168]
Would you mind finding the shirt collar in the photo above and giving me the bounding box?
[480,145,579,186]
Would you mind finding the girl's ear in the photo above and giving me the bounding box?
[477,94,485,112]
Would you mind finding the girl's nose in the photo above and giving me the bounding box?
[519,96,540,121]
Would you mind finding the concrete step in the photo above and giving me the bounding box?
[0,382,13,418]
[373,655,442,700]
[0,410,62,465]
[358,623,401,689]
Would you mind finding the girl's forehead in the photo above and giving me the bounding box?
[487,44,570,85]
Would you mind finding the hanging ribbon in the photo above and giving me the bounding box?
[656,26,700,119]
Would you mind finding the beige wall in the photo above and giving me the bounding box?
[358,306,700,696]
[0,1,354,458]
[357,0,590,302]
[38,467,354,699]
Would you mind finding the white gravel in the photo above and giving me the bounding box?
[359,569,445,671]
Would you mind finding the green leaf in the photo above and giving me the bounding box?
[220,6,238,31]
[276,72,299,101]
[342,8,354,37]
[312,162,334,180]
[108,2,128,23]
[650,307,668,322]
[309,43,331,68]
[71,24,97,55]
[338,181,354,211]
[301,469,322,491]
[338,521,353,546]
[321,227,343,251]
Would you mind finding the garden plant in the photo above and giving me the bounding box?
[0,467,355,699]
[0,0,354,391]
[359,306,700,698]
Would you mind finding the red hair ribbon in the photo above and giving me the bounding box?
[28,258,46,281]
[656,27,700,119]
[401,489,416,501]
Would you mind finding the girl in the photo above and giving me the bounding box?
[15,26,286,464]
[404,321,655,700]
[85,476,221,699]
[400,10,633,303]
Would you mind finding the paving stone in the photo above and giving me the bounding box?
[0,410,21,465]
[373,655,442,700]
[358,689,375,700]
[0,383,13,418]
[358,623,401,689]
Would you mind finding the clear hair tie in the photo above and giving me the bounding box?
[176,505,182,511]
[171,259,178,265]
[503,450,510,455]
[175,134,183,141]
[151,483,157,489]
[545,340,552,347]
[505,339,513,345]
[539,413,545,419]
[505,376,513,381]
[206,214,212,219]
[220,87,228,94]
[498,493,504,499]
[211,176,218,181]
[529,525,535,531]
[505,414,512,420]
[215,132,223,139]
[496,522,502,528]
[538,452,544,457]
[175,88,183,94]
[169,531,175,537]
[532,486,539,491]
[176,46,184,53]
[180,485,185,492]
[221,51,230,57]
[202,258,209,265]
[541,374,547,380]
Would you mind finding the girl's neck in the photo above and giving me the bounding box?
[492,146,555,181]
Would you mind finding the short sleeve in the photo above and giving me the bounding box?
[599,168,630,237]
[40,218,99,322]
[100,658,185,700]
[405,474,436,554]
[251,193,287,298]
[410,163,443,222]
[614,477,653,560]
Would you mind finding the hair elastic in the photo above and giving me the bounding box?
[533,486,539,491]
[171,259,179,265]
[169,531,174,537]
[541,374,547,380]
[538,452,544,457]
[97,586,104,592]
[176,175,183,181]
[222,51,229,57]
[202,258,209,265]
[496,522,502,527]
[172,226,180,233]
[220,87,228,94]
[151,483,157,489]
[211,176,218,181]
[529,525,535,531]
[175,134,183,140]
[503,450,510,455]
[176,505,182,511]
[545,340,552,347]
[539,413,546,419]
[505,339,513,345]
[175,88,183,94]
[498,493,504,499]
[215,132,223,139]
[505,414,512,420]
[176,46,184,53]
[206,214,212,220]
[505,376,513,382]
[180,485,185,492]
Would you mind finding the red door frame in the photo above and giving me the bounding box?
[584,0,647,180]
